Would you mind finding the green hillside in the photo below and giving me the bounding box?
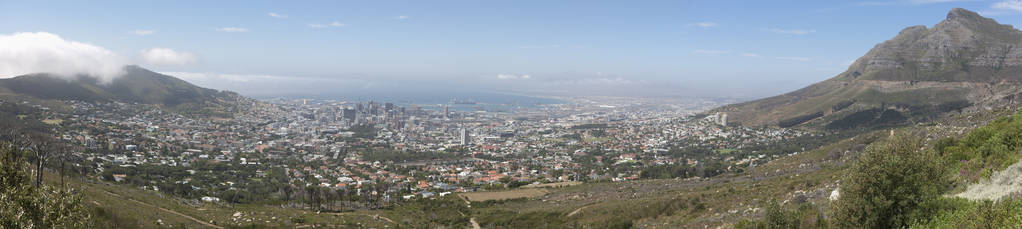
[0,66,246,118]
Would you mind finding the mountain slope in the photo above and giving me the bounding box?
[0,65,246,117]
[718,8,1022,128]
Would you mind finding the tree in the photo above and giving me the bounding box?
[765,199,798,229]
[24,133,53,188]
[0,142,93,228]
[832,134,951,228]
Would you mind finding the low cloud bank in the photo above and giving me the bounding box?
[0,32,127,82]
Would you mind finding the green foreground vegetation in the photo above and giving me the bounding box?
[740,110,1022,228]
[0,143,92,228]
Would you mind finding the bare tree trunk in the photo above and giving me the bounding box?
[60,159,65,187]
[35,157,43,188]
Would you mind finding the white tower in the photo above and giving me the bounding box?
[460,128,470,145]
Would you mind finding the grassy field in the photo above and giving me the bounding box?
[460,188,550,202]
[43,172,394,228]
[522,181,582,189]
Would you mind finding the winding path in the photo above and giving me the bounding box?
[567,205,590,217]
[461,195,481,229]
[104,190,223,228]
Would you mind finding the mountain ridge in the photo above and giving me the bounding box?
[0,65,247,118]
[717,8,1022,128]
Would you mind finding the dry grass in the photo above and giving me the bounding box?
[522,181,582,189]
[461,189,550,202]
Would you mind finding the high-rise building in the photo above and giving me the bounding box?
[460,128,470,145]
[342,108,356,120]
[443,105,450,119]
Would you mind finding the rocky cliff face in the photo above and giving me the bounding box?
[843,8,1022,82]
[717,8,1022,128]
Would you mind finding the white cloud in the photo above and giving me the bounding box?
[308,22,346,28]
[268,12,288,18]
[763,28,815,35]
[740,53,762,58]
[216,27,249,32]
[0,32,126,82]
[775,56,812,62]
[140,48,196,66]
[496,74,531,80]
[994,0,1022,11]
[692,49,730,55]
[132,30,157,36]
[686,22,718,28]
[519,44,561,49]
[395,15,410,20]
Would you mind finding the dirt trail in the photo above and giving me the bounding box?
[461,195,481,229]
[104,190,223,228]
[470,217,481,229]
[567,205,590,217]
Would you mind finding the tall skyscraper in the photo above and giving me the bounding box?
[443,105,450,119]
[460,128,470,145]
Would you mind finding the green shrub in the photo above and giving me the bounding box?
[910,197,1022,228]
[831,134,951,228]
[765,199,799,228]
[0,142,93,228]
[941,112,1022,184]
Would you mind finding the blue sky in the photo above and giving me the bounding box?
[4,0,1022,98]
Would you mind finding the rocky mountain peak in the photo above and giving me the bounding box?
[932,8,1018,41]
[945,8,983,23]
[715,8,1022,128]
[840,8,1022,82]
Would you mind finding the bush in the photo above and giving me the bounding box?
[765,199,799,229]
[737,201,825,229]
[831,134,951,228]
[476,210,568,228]
[910,197,1022,228]
[941,112,1022,184]
[0,142,93,228]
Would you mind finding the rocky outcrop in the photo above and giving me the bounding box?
[718,8,1022,127]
